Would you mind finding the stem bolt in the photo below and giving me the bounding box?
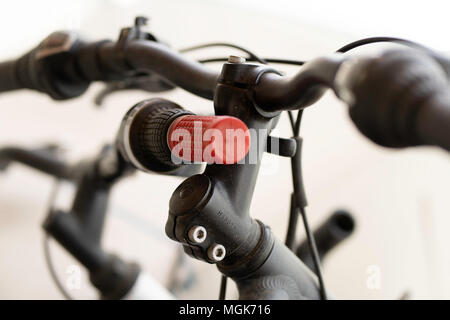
[188,226,207,244]
[228,55,246,64]
[207,243,226,262]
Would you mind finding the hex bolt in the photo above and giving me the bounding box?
[207,243,226,262]
[188,226,207,244]
[228,55,246,64]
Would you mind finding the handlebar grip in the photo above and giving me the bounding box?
[336,49,450,151]
[0,60,22,92]
[167,115,251,164]
[0,49,47,94]
[0,32,91,99]
[416,91,450,151]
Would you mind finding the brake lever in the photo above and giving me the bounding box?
[94,16,178,106]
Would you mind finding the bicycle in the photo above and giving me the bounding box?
[0,16,448,300]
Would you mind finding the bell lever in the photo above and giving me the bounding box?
[266,135,297,158]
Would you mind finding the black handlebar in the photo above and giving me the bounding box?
[0,32,91,100]
[254,55,346,111]
[2,30,448,153]
[124,40,218,100]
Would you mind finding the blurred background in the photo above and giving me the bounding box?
[0,0,449,299]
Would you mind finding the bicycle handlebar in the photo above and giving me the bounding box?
[123,40,218,100]
[253,55,346,111]
[2,29,448,152]
[0,30,219,101]
[0,29,335,107]
[1,21,450,301]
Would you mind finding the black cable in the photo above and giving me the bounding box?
[179,42,268,64]
[284,37,415,298]
[284,193,299,250]
[299,206,327,299]
[285,107,328,299]
[294,109,303,137]
[195,37,428,66]
[198,57,305,66]
[219,275,227,300]
[287,111,295,130]
[284,108,303,248]
[43,234,74,300]
[194,37,426,67]
[263,58,305,66]
[43,179,74,300]
[285,36,424,299]
[336,36,429,53]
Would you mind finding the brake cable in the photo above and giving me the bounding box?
[192,36,432,67]
[335,36,431,53]
[198,57,305,66]
[179,42,268,64]
[43,179,75,300]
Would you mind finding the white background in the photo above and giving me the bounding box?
[0,0,449,299]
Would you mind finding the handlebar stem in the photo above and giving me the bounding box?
[166,61,321,299]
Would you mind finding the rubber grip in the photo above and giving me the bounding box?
[0,50,41,93]
[341,49,450,150]
[167,115,251,164]
[139,106,191,170]
[0,60,21,92]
